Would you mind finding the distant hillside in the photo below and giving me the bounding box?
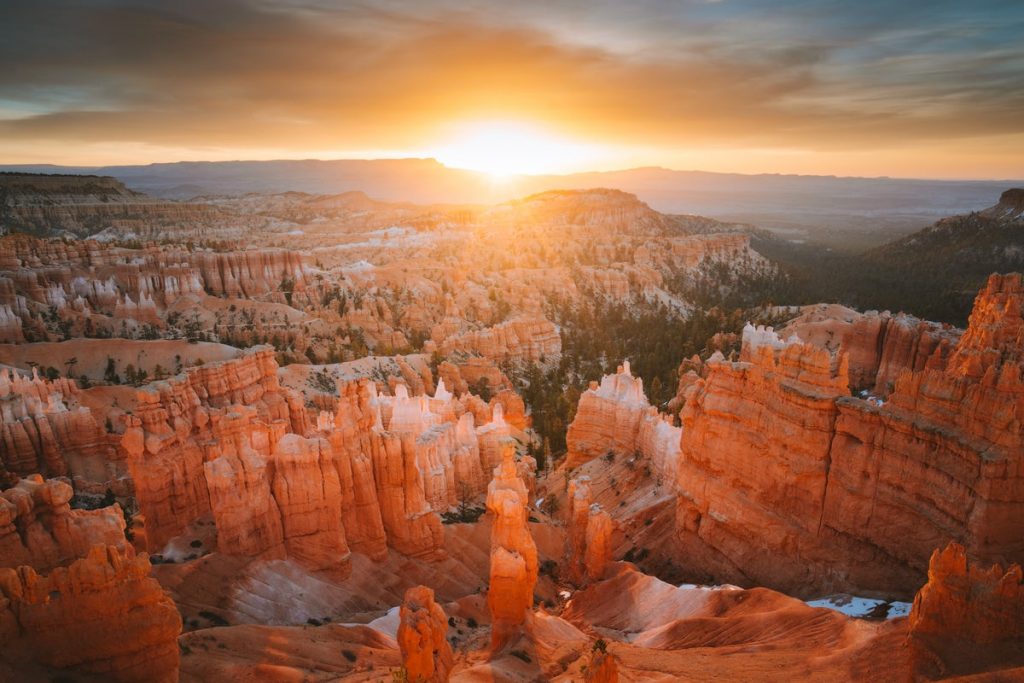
[860,189,1024,319]
[1,159,1016,249]
[0,173,236,239]
[754,189,1024,325]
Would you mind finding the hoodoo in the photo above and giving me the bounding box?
[398,585,453,683]
[486,442,539,652]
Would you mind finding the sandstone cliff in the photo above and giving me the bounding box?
[436,314,561,364]
[122,346,529,569]
[565,477,614,585]
[566,361,680,479]
[777,304,960,394]
[0,476,127,572]
[908,542,1024,678]
[0,544,181,682]
[672,273,1024,596]
[0,368,117,488]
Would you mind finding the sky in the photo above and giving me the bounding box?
[1,0,1023,178]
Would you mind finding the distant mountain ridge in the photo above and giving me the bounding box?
[1,159,1018,249]
[755,188,1024,325]
[866,188,1024,284]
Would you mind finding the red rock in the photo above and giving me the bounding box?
[908,542,1024,678]
[487,444,538,651]
[122,346,304,550]
[270,433,352,577]
[566,362,648,468]
[397,585,453,682]
[584,647,619,683]
[437,314,561,363]
[324,380,389,560]
[778,304,960,395]
[671,274,1024,596]
[566,362,681,477]
[0,369,114,484]
[0,545,181,682]
[0,476,127,573]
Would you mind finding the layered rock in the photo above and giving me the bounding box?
[667,233,754,269]
[271,433,353,577]
[566,361,681,478]
[566,478,614,585]
[908,542,1024,678]
[487,444,538,652]
[202,408,287,560]
[0,476,127,572]
[584,647,620,683]
[122,346,305,551]
[566,362,647,468]
[0,545,181,683]
[397,585,453,683]
[0,368,117,487]
[777,305,960,395]
[437,314,561,363]
[675,340,850,594]
[321,379,389,560]
[672,273,1024,596]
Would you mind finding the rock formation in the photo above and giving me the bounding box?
[0,545,181,682]
[437,314,561,363]
[566,477,614,585]
[0,368,117,489]
[566,361,648,468]
[487,443,538,652]
[121,348,526,566]
[672,273,1024,596]
[584,645,619,683]
[0,476,127,572]
[777,304,960,395]
[566,361,681,478]
[397,585,453,683]
[908,542,1024,678]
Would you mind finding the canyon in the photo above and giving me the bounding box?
[0,176,1020,681]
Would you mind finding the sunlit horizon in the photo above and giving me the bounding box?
[4,139,1024,183]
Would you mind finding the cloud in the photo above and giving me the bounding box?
[0,0,1022,173]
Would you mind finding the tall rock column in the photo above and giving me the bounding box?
[486,442,538,652]
[566,477,613,585]
[397,585,453,683]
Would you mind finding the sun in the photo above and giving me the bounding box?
[431,120,605,177]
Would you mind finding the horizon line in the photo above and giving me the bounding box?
[1,157,1022,185]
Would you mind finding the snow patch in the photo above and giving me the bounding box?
[806,594,911,619]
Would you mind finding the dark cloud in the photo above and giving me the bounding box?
[0,0,1022,170]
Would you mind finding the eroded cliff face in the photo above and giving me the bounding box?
[0,368,119,490]
[673,273,1024,596]
[908,542,1024,678]
[0,476,127,572]
[565,478,614,586]
[778,304,961,395]
[436,314,561,364]
[0,544,182,683]
[122,345,533,569]
[566,361,681,478]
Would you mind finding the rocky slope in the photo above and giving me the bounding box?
[0,173,242,240]
[562,273,1024,599]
